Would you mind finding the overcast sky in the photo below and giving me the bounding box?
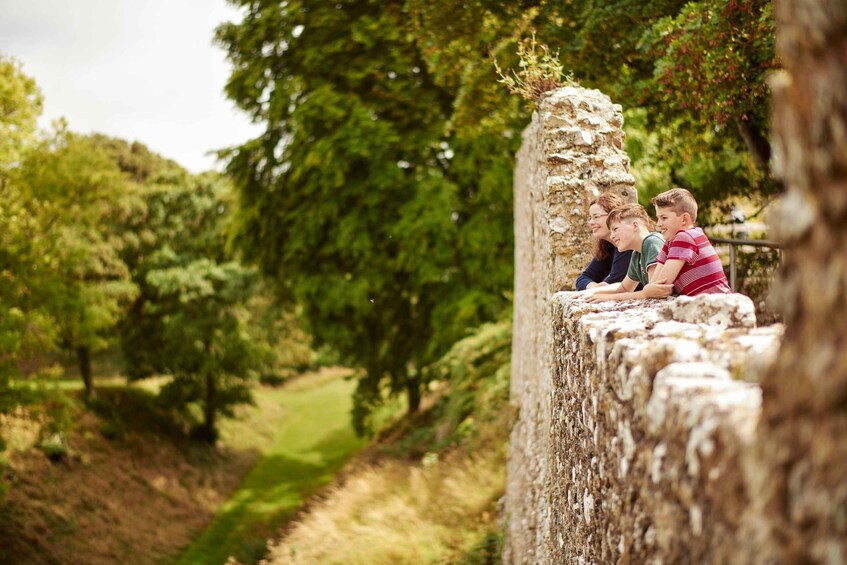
[0,0,263,173]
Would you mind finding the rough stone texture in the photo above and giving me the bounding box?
[505,84,789,564]
[756,1,847,562]
[548,295,781,564]
[536,87,637,293]
[506,87,636,564]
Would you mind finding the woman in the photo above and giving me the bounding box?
[575,193,634,290]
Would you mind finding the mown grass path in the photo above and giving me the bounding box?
[173,369,367,565]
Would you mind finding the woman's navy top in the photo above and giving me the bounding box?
[575,248,633,290]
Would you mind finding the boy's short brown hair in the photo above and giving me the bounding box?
[651,187,698,222]
[606,203,653,229]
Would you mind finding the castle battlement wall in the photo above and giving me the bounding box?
[505,86,784,563]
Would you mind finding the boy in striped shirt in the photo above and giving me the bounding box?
[651,188,732,296]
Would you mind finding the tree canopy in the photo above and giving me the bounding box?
[217,0,517,430]
[407,0,778,215]
[216,0,778,428]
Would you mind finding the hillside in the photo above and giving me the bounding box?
[256,321,513,565]
[0,368,363,565]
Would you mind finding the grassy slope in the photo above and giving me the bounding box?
[174,370,368,565]
[0,368,366,565]
[260,321,513,565]
[264,420,509,565]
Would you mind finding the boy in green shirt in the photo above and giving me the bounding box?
[585,203,673,302]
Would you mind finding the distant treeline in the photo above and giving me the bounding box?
[0,56,312,458]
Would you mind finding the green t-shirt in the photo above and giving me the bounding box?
[626,232,664,285]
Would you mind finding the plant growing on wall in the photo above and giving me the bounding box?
[493,33,575,103]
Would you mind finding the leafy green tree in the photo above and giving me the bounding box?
[144,255,262,442]
[119,171,284,441]
[0,55,53,410]
[217,0,516,432]
[0,55,42,167]
[119,171,233,379]
[16,127,140,396]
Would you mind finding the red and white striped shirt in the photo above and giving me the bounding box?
[656,228,732,296]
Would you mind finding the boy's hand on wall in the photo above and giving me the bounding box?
[643,280,674,298]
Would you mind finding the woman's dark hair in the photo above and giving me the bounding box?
[590,193,625,260]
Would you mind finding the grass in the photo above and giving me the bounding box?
[263,445,507,565]
[173,368,371,565]
[259,322,514,565]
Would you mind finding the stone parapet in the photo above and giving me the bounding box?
[505,83,786,564]
[546,294,781,563]
[506,86,636,564]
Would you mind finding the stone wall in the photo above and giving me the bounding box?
[506,87,637,564]
[505,86,784,563]
[755,1,847,561]
[546,295,781,563]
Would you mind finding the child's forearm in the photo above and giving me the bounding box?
[601,290,647,301]
[588,285,619,295]
[648,265,662,283]
[587,289,646,302]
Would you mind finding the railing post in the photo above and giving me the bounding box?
[729,243,738,292]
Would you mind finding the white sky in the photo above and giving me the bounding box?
[0,0,263,173]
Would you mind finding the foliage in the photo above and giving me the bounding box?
[145,257,261,442]
[641,2,777,133]
[407,0,779,218]
[0,56,51,410]
[118,171,296,441]
[87,133,182,183]
[246,286,315,386]
[217,0,516,431]
[387,319,511,459]
[0,55,42,166]
[736,246,782,325]
[493,33,574,103]
[459,530,504,565]
[14,127,142,395]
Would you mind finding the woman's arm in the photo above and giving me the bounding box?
[575,255,612,290]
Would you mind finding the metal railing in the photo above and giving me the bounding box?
[708,235,784,292]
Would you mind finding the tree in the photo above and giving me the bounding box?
[119,171,278,441]
[217,0,516,432]
[0,55,42,167]
[407,0,779,216]
[145,255,262,442]
[0,54,53,408]
[16,127,140,396]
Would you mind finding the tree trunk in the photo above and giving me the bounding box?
[406,376,421,414]
[202,372,217,443]
[77,345,95,398]
[735,117,772,173]
[758,1,847,560]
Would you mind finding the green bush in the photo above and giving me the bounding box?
[460,530,504,565]
[388,320,513,457]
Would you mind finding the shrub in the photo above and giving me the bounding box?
[493,33,576,103]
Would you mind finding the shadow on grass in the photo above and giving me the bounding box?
[85,386,190,445]
[175,427,362,565]
[173,370,368,565]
